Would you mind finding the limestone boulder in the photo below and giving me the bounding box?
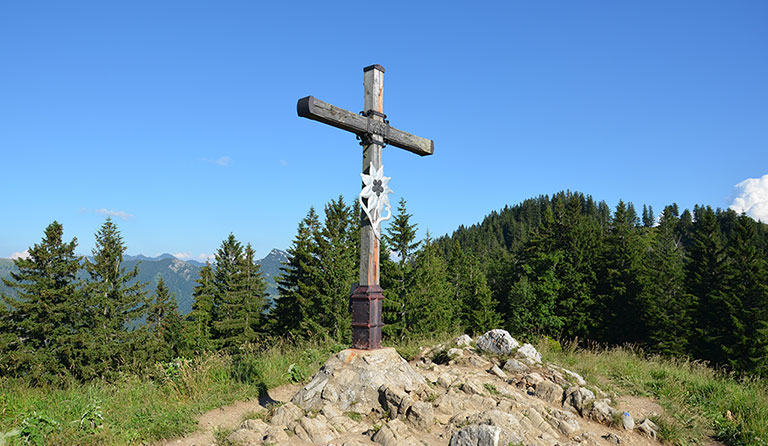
[455,334,473,347]
[515,343,542,364]
[291,348,426,414]
[406,401,434,429]
[502,358,530,374]
[587,399,619,424]
[269,402,303,426]
[563,386,595,415]
[476,329,520,355]
[534,380,564,404]
[379,385,413,419]
[372,419,421,446]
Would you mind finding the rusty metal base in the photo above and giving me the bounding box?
[350,284,384,350]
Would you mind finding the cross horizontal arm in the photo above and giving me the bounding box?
[297,96,434,156]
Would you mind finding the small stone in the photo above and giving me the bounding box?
[264,426,290,443]
[437,372,455,388]
[455,334,473,347]
[226,428,264,445]
[448,347,465,358]
[449,424,502,446]
[296,415,335,443]
[469,355,492,369]
[461,380,485,396]
[564,386,595,416]
[240,418,269,433]
[588,399,618,424]
[637,418,658,439]
[321,404,342,419]
[489,365,508,380]
[516,343,542,364]
[502,358,530,373]
[548,409,580,436]
[372,419,420,446]
[406,401,434,429]
[379,385,413,419]
[269,402,303,426]
[522,372,545,387]
[534,380,564,404]
[476,329,520,355]
[602,432,621,444]
[622,412,635,430]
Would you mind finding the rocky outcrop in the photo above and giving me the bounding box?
[228,330,663,446]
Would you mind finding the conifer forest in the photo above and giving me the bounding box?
[2,190,768,386]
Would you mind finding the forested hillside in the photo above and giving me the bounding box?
[2,191,767,386]
[435,190,768,375]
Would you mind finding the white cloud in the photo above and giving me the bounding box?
[9,250,30,260]
[95,208,134,220]
[203,156,231,166]
[730,174,768,223]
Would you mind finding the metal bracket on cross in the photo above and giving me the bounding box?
[359,163,392,239]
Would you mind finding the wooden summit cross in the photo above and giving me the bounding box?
[297,64,433,350]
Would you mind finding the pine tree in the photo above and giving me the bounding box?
[82,217,149,378]
[271,208,322,339]
[447,244,500,335]
[642,204,655,228]
[0,222,83,384]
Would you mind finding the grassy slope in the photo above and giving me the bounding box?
[1,334,766,445]
[537,340,768,446]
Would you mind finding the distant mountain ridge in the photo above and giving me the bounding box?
[0,249,288,315]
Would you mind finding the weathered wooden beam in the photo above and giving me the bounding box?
[297,96,434,157]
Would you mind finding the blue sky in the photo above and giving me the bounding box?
[2,1,767,260]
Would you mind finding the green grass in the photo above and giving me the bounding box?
[537,340,768,446]
[0,339,346,446]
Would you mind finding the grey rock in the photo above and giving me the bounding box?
[294,415,335,443]
[226,428,264,445]
[449,424,502,446]
[461,380,485,396]
[489,365,507,380]
[548,409,580,436]
[263,426,290,444]
[534,380,564,404]
[515,343,542,364]
[476,329,520,355]
[637,418,658,439]
[437,372,455,388]
[240,418,269,433]
[602,432,622,444]
[588,399,618,424]
[468,355,492,369]
[455,334,473,347]
[622,411,635,430]
[448,347,465,358]
[406,401,434,429]
[502,358,530,373]
[564,386,596,415]
[521,372,545,388]
[372,419,420,446]
[269,402,303,426]
[292,347,426,413]
[379,385,414,419]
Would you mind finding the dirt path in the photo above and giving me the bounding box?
[156,384,300,446]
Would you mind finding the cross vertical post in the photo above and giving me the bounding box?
[351,64,386,349]
[296,64,433,350]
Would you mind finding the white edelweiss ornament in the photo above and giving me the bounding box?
[359,162,392,239]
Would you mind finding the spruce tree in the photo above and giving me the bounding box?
[271,208,322,338]
[147,277,183,361]
[382,198,420,340]
[637,205,693,355]
[688,206,734,367]
[0,221,83,384]
[447,244,500,335]
[82,217,149,377]
[596,200,644,344]
[723,214,768,374]
[313,196,356,342]
[407,233,455,336]
[185,261,216,352]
